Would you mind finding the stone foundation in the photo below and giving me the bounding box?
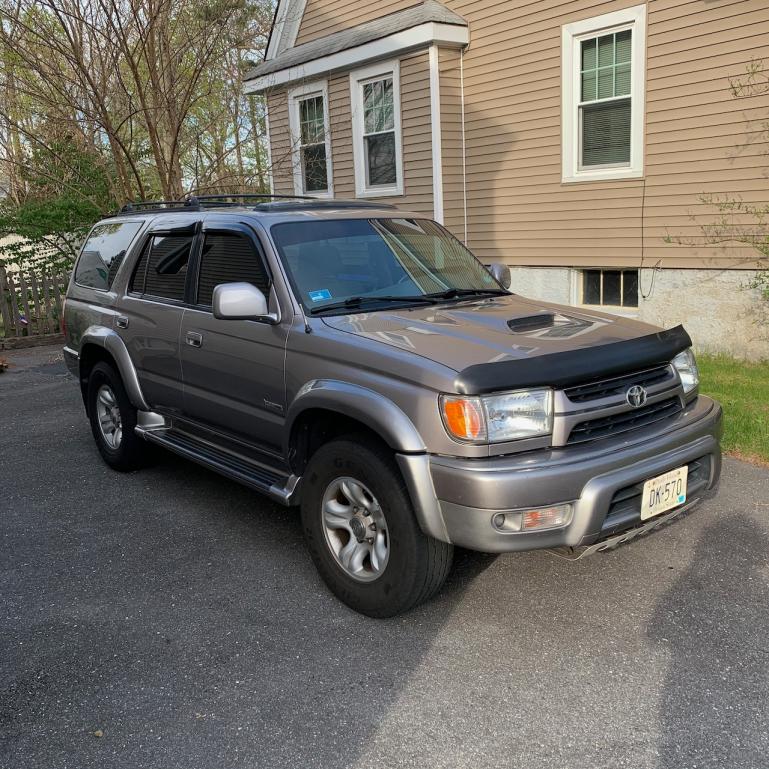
[508,266,768,361]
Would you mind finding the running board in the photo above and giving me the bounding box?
[135,426,300,506]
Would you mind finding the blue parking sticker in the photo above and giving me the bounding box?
[309,288,332,302]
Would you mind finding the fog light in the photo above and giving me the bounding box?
[521,504,573,531]
[491,511,522,532]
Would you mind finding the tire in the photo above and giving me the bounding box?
[87,361,145,472]
[300,435,454,618]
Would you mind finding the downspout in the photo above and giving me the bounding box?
[429,44,444,224]
[460,47,468,245]
[264,96,275,194]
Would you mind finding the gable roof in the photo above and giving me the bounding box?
[245,0,467,88]
[265,0,308,61]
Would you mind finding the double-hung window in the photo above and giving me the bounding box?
[288,81,332,196]
[350,60,403,197]
[562,5,646,182]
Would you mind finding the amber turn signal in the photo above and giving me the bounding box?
[441,396,486,441]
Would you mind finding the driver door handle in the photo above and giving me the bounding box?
[186,331,203,348]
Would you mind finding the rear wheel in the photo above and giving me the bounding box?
[87,361,145,471]
[301,436,453,617]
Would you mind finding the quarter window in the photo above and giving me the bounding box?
[351,60,403,196]
[75,221,142,290]
[288,82,332,196]
[562,5,646,182]
[582,269,638,308]
[196,233,270,307]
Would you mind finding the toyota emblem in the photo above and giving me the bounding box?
[626,384,648,408]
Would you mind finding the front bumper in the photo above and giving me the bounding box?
[406,395,722,553]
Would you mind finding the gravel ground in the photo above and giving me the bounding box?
[1,345,768,769]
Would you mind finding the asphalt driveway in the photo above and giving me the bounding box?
[1,345,768,769]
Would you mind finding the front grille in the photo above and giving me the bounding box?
[564,365,673,403]
[600,456,712,537]
[567,396,683,445]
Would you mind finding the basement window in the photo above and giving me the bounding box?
[582,269,638,308]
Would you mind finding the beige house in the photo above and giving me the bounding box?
[245,0,769,358]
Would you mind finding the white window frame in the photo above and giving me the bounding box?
[561,4,646,183]
[288,80,333,198]
[350,59,404,197]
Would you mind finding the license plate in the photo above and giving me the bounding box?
[641,465,688,521]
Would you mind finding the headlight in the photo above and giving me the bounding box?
[672,348,699,394]
[440,389,553,443]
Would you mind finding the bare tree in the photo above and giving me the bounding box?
[0,0,272,203]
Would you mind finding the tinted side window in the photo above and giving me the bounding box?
[130,234,193,301]
[74,221,142,290]
[196,233,270,307]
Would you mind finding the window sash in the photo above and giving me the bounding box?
[298,95,325,146]
[297,94,328,193]
[577,27,632,170]
[579,97,632,168]
[360,76,396,188]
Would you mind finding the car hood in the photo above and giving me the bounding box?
[321,293,662,373]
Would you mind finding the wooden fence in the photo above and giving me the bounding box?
[0,264,70,344]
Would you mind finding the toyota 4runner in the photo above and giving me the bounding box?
[63,196,723,617]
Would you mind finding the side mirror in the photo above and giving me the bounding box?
[487,263,511,290]
[212,282,278,323]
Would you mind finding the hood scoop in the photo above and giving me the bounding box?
[507,312,595,338]
[507,314,555,332]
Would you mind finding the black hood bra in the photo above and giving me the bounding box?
[455,325,692,395]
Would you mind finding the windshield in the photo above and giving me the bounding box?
[270,217,503,313]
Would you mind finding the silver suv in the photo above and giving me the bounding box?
[63,196,723,617]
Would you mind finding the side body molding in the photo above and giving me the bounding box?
[285,380,451,543]
[80,326,150,411]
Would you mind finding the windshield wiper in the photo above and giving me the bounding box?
[308,294,438,315]
[423,287,509,301]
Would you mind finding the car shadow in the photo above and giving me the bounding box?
[646,514,769,768]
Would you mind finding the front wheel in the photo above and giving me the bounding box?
[300,436,454,617]
[87,361,145,471]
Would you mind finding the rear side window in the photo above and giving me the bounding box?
[196,232,270,307]
[74,221,142,290]
[130,234,193,301]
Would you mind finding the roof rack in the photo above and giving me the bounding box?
[118,193,312,214]
[116,194,396,215]
[118,199,196,213]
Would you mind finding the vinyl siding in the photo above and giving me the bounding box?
[266,51,434,214]
[280,0,767,268]
[266,89,294,195]
[452,0,769,268]
[294,0,413,46]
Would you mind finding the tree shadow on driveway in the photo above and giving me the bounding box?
[647,514,769,768]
